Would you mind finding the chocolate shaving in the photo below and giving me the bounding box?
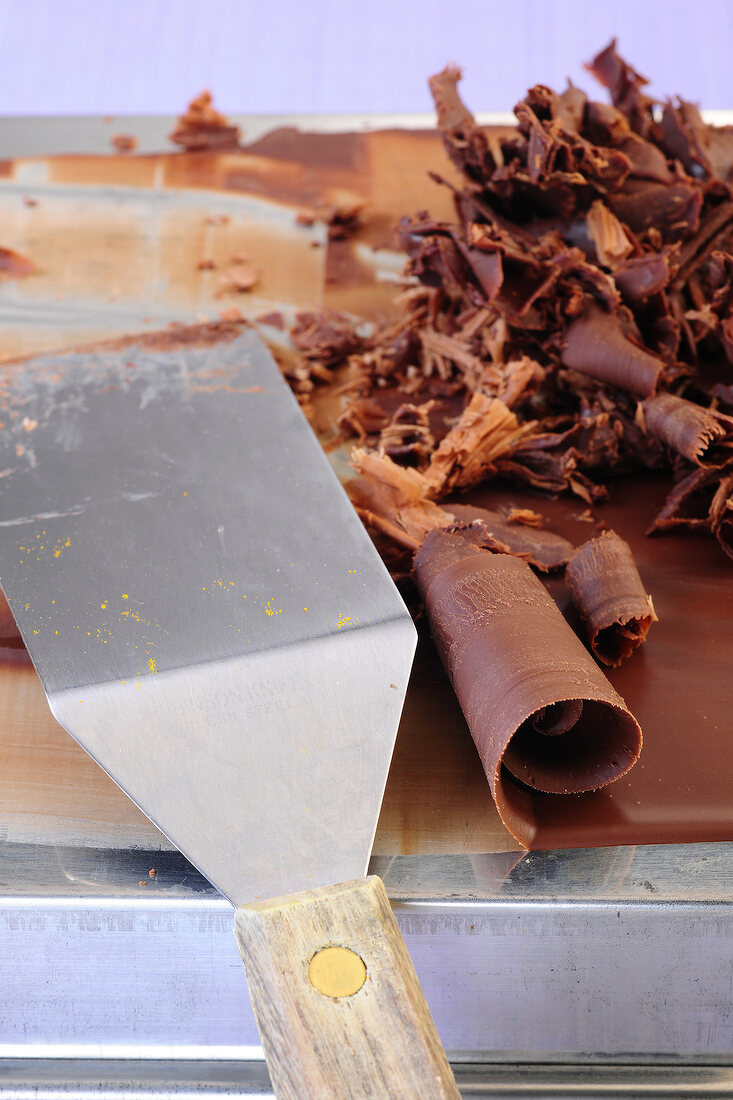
[646,463,726,532]
[169,91,241,152]
[709,470,733,558]
[307,42,733,567]
[414,529,642,845]
[424,394,536,495]
[642,393,733,465]
[614,246,679,305]
[290,309,366,368]
[585,39,656,138]
[586,200,633,267]
[378,402,436,464]
[565,530,657,666]
[447,503,574,570]
[562,304,664,396]
[348,449,451,549]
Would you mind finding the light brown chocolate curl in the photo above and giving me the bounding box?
[347,449,451,548]
[642,393,733,466]
[424,393,535,496]
[565,530,657,667]
[414,530,642,846]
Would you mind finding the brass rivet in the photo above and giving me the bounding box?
[308,946,367,998]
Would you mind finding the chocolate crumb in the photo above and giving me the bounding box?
[111,133,137,153]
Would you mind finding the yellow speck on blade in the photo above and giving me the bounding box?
[337,612,354,629]
[122,594,129,600]
[136,682,141,690]
[303,607,308,612]
[148,657,157,674]
[183,491,188,497]
[101,602,107,609]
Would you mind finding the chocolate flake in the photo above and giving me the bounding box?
[169,91,241,152]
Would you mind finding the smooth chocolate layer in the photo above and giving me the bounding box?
[414,529,642,846]
[565,530,656,666]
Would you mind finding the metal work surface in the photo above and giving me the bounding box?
[3,1060,733,1099]
[1,842,732,1066]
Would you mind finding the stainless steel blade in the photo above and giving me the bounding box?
[0,325,416,905]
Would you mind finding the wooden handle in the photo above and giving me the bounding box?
[234,875,460,1099]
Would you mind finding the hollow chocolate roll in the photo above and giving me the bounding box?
[565,531,657,667]
[414,529,642,846]
[642,393,733,466]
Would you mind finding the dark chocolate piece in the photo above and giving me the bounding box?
[565,530,657,667]
[562,304,664,397]
[414,529,642,846]
[447,503,574,571]
[647,464,723,532]
[642,393,733,465]
[585,39,656,137]
[613,246,679,306]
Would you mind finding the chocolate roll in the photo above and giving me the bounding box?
[642,393,733,466]
[562,304,664,397]
[565,530,657,667]
[414,529,642,846]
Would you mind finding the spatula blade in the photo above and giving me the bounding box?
[0,324,416,904]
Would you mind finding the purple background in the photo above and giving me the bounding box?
[0,0,731,116]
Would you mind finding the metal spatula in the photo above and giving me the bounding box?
[0,325,459,1098]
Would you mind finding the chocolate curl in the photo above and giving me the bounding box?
[642,393,733,465]
[613,245,679,306]
[448,503,574,571]
[562,304,664,397]
[565,531,657,667]
[414,529,642,847]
